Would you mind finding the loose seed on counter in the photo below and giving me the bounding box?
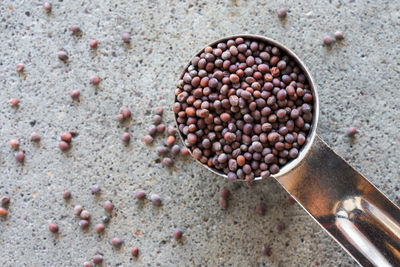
[89,39,98,48]
[30,132,41,142]
[277,7,287,18]
[261,246,271,256]
[347,126,357,137]
[83,261,93,267]
[143,135,154,144]
[90,75,100,85]
[131,247,139,257]
[323,35,334,46]
[102,215,110,223]
[70,89,80,99]
[335,31,344,40]
[62,191,71,200]
[117,114,124,122]
[48,223,59,233]
[71,25,81,34]
[80,210,91,220]
[154,107,163,115]
[15,151,25,162]
[163,157,174,167]
[150,194,162,206]
[95,223,105,233]
[93,254,103,264]
[58,51,68,61]
[61,132,72,143]
[256,203,266,215]
[1,196,10,206]
[219,198,228,209]
[173,228,183,240]
[111,237,123,248]
[91,184,101,195]
[16,63,24,72]
[156,146,169,155]
[11,98,19,107]
[180,147,189,156]
[220,188,230,199]
[157,124,166,133]
[43,2,51,13]
[166,136,175,147]
[0,207,8,217]
[74,205,83,215]
[122,32,131,43]
[122,108,131,119]
[135,190,146,200]
[121,132,131,143]
[167,126,177,136]
[79,219,89,228]
[153,115,162,125]
[171,144,180,155]
[59,141,70,151]
[104,200,114,212]
[148,125,157,136]
[10,139,19,149]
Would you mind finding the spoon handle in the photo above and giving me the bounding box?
[275,135,400,267]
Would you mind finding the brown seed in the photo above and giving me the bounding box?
[1,196,10,206]
[277,7,287,18]
[117,113,124,122]
[180,146,190,156]
[90,75,100,85]
[104,200,114,211]
[62,191,71,200]
[112,237,123,247]
[70,90,80,99]
[143,135,153,144]
[121,132,131,143]
[219,198,228,209]
[220,188,230,199]
[74,205,83,216]
[48,223,59,233]
[154,107,163,115]
[43,2,51,13]
[131,247,139,257]
[323,35,334,46]
[171,144,180,155]
[15,151,25,162]
[58,51,68,61]
[237,155,245,166]
[261,246,271,256]
[122,108,131,119]
[166,136,175,147]
[151,194,162,206]
[59,141,70,152]
[154,115,162,125]
[122,32,131,43]
[93,254,103,264]
[173,228,183,240]
[220,113,231,122]
[157,124,166,133]
[80,210,91,220]
[30,132,41,142]
[135,190,146,200]
[11,98,19,107]
[163,157,174,167]
[61,132,72,142]
[83,262,93,267]
[89,39,98,48]
[16,63,24,72]
[0,207,7,217]
[9,139,19,149]
[167,126,177,136]
[95,223,105,233]
[347,127,357,137]
[71,25,81,33]
[79,219,89,228]
[334,31,344,40]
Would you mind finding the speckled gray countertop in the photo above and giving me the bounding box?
[0,0,399,266]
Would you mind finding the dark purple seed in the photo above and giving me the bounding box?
[1,196,10,206]
[112,237,123,248]
[93,254,103,264]
[157,124,166,133]
[63,191,71,200]
[171,145,181,155]
[220,188,230,199]
[136,190,146,200]
[277,7,287,18]
[323,35,334,46]
[58,51,68,61]
[79,219,89,228]
[163,157,174,167]
[15,151,25,162]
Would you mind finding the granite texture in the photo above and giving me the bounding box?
[0,0,399,266]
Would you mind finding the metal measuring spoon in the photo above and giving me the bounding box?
[175,35,400,267]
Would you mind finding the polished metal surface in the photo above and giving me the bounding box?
[276,136,400,266]
[175,35,400,266]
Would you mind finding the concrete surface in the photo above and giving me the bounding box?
[0,0,399,266]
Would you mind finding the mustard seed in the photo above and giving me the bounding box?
[256,203,266,215]
[79,219,89,228]
[148,125,157,136]
[74,205,83,215]
[90,75,100,85]
[10,139,19,149]
[180,146,189,156]
[131,247,139,257]
[220,188,230,199]
[43,2,51,13]
[0,207,7,217]
[48,223,59,233]
[277,8,287,19]
[122,108,131,119]
[59,141,70,151]
[166,136,175,147]
[104,200,113,211]
[347,126,357,137]
[90,184,101,195]
[70,89,80,99]
[151,194,162,206]
[95,223,105,233]
[157,146,169,155]
[122,32,131,43]
[80,210,91,220]
[167,126,177,136]
[171,145,180,155]
[89,39,98,48]
[334,31,344,40]
[157,124,166,133]
[121,132,131,143]
[111,237,123,248]
[173,228,183,240]
[143,135,153,144]
[30,132,41,142]
[83,262,93,267]
[15,151,25,162]
[16,63,24,72]
[323,35,334,46]
[163,157,174,167]
[61,132,72,142]
[135,190,146,200]
[62,191,71,200]
[261,246,271,256]
[11,98,19,107]
[153,115,162,125]
[154,107,163,115]
[58,51,68,61]
[219,198,228,209]
[93,254,103,264]
[1,196,10,206]
[71,25,81,34]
